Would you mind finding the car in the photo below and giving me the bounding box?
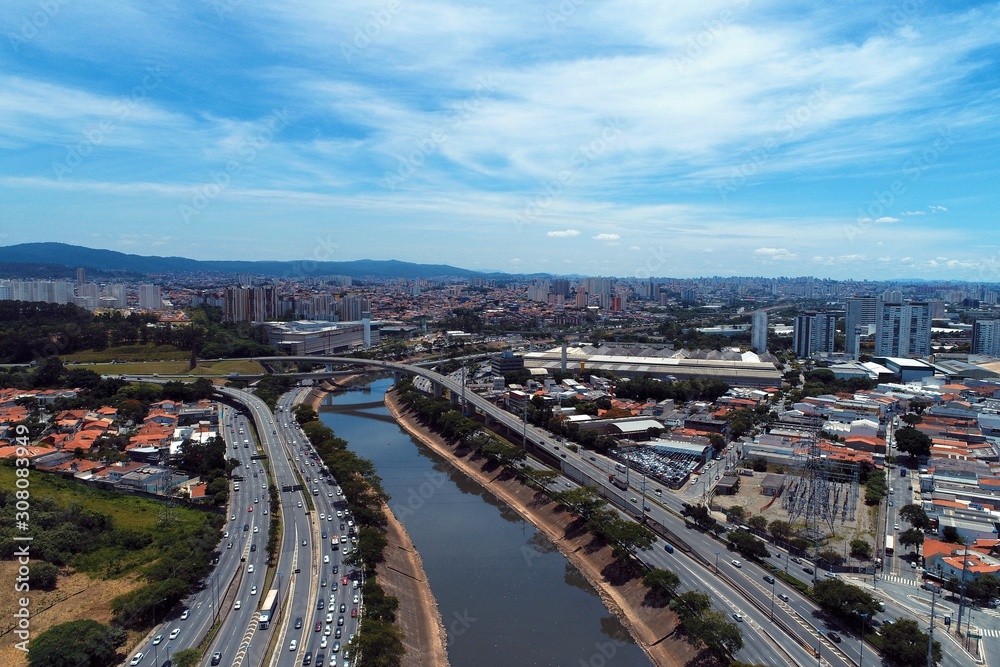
[778,593,790,602]
[289,639,298,651]
[248,506,253,512]
[169,628,180,640]
[791,556,802,564]
[827,631,842,643]
[326,612,334,623]
[347,520,354,527]
[253,526,259,533]
[340,535,347,544]
[731,613,744,622]
[337,615,345,626]
[342,576,349,586]
[351,607,357,618]
[211,653,222,666]
[334,627,342,639]
[894,523,900,531]
[332,565,339,574]
[643,505,652,511]
[248,564,254,573]
[321,578,328,587]
[298,501,303,508]
[352,593,359,604]
[324,555,330,563]
[329,492,334,497]
[250,543,256,552]
[328,515,333,521]
[337,510,343,518]
[318,599,325,610]
[234,600,242,610]
[731,559,742,568]
[320,637,329,649]
[231,514,236,521]
[322,531,328,539]
[654,488,662,495]
[320,513,326,520]
[324,625,332,636]
[153,635,163,645]
[764,575,775,584]
[244,524,250,531]
[295,617,303,629]
[263,509,268,515]
[803,567,814,575]
[340,603,347,613]
[227,542,233,549]
[315,621,323,632]
[224,531,230,538]
[180,609,190,620]
[888,500,894,507]
[911,561,918,569]
[303,539,308,546]
[250,585,257,595]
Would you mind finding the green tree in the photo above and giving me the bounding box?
[941,526,962,543]
[817,548,843,567]
[727,505,747,523]
[899,528,925,553]
[28,619,125,667]
[901,412,923,426]
[642,568,681,599]
[899,504,931,530]
[172,649,201,667]
[355,617,406,667]
[881,618,941,666]
[681,503,717,532]
[30,561,59,590]
[728,531,770,560]
[670,591,711,620]
[894,426,932,457]
[685,611,744,661]
[747,515,767,532]
[768,520,793,542]
[551,487,607,521]
[850,538,872,561]
[812,579,880,620]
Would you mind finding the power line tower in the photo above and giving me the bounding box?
[783,440,860,542]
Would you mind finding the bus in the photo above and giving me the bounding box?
[884,535,895,557]
[258,589,279,629]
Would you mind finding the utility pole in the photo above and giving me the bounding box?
[956,542,971,636]
[928,584,938,667]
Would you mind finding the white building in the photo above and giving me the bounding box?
[875,301,931,357]
[752,309,768,354]
[139,284,162,310]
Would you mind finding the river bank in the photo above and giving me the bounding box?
[384,388,707,667]
[302,381,450,667]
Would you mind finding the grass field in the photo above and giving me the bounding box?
[62,344,187,363]
[75,359,265,377]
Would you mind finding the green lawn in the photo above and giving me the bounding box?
[76,359,264,377]
[62,344,187,363]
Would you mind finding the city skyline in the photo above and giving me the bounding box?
[2,2,999,279]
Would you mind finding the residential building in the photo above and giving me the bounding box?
[845,297,878,359]
[973,319,1000,357]
[138,284,162,310]
[752,309,768,354]
[875,301,931,357]
[224,285,279,322]
[794,311,836,357]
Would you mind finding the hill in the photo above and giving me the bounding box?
[0,242,505,280]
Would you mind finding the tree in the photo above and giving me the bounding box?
[750,457,768,472]
[881,618,941,666]
[728,531,770,560]
[901,412,923,426]
[747,515,767,532]
[727,506,747,523]
[899,528,925,552]
[670,591,711,620]
[817,548,843,567]
[30,561,59,590]
[899,504,931,530]
[551,487,607,521]
[642,568,681,599]
[812,579,880,620]
[681,503,717,532]
[768,520,793,542]
[941,526,962,543]
[894,426,932,457]
[172,649,201,667]
[28,619,124,667]
[685,611,744,661]
[850,538,872,561]
[865,474,886,505]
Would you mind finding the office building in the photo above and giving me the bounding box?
[752,310,768,354]
[875,301,931,357]
[845,297,878,359]
[973,319,1000,358]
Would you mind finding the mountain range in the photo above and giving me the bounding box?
[0,243,508,280]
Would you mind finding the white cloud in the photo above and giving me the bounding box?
[754,247,796,260]
[930,205,948,212]
[547,229,580,238]
[856,216,900,224]
[901,210,926,215]
[593,233,620,241]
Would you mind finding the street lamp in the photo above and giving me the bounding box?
[770,577,776,620]
[715,552,721,574]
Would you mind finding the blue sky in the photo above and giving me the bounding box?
[2,1,999,280]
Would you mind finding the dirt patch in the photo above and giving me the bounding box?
[0,563,143,667]
[385,390,711,667]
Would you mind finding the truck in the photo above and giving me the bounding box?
[609,475,629,490]
[901,467,908,477]
[258,589,279,629]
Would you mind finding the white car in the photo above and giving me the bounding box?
[732,613,744,622]
[289,639,297,651]
[234,600,242,610]
[250,585,257,595]
[129,653,144,666]
[169,628,180,640]
[324,555,330,563]
[731,560,742,568]
[352,594,359,604]
[152,635,163,646]
[320,636,329,649]
[180,610,189,620]
[253,526,259,533]
[248,564,255,573]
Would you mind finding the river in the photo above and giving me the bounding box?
[318,377,651,667]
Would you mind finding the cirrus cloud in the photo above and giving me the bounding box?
[547,229,580,238]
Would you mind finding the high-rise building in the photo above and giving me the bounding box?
[752,310,768,354]
[138,284,162,310]
[875,302,931,357]
[76,268,86,286]
[845,297,878,359]
[973,320,1000,357]
[224,286,278,322]
[681,288,698,304]
[574,288,588,308]
[794,311,837,357]
[106,284,127,309]
[338,295,369,322]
